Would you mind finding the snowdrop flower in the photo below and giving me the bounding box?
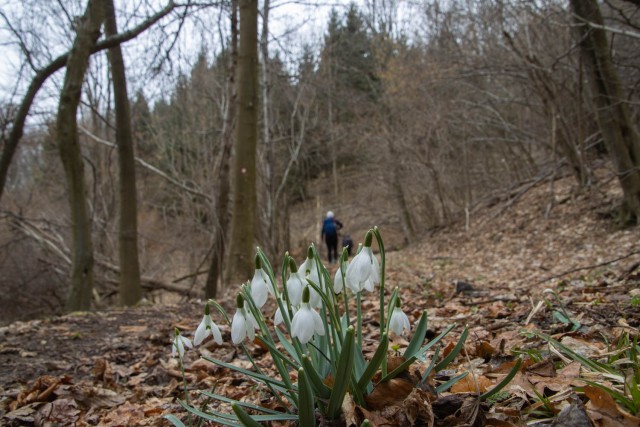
[274,297,296,326]
[299,247,325,308]
[231,294,258,344]
[333,252,349,294]
[291,287,325,344]
[285,257,304,307]
[250,255,273,309]
[194,304,223,346]
[306,268,324,308]
[389,297,411,336]
[298,246,316,279]
[171,328,193,359]
[345,231,380,293]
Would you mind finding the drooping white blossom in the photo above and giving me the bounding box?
[345,245,379,293]
[194,305,223,346]
[306,268,324,308]
[333,263,348,294]
[286,270,304,307]
[231,295,259,344]
[291,302,325,344]
[274,298,296,326]
[171,329,193,358]
[250,264,272,309]
[389,306,411,336]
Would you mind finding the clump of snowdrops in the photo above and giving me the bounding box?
[166,227,475,426]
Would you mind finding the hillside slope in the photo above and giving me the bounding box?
[1,164,639,426]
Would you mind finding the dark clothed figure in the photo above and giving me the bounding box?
[321,211,343,263]
[342,235,354,256]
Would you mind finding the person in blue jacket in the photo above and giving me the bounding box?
[321,211,343,263]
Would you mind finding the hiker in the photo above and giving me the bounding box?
[321,211,343,263]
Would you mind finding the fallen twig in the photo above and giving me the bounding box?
[533,248,640,286]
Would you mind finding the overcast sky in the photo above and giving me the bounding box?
[0,0,364,112]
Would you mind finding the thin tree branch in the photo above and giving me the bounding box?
[78,126,212,202]
[534,248,640,286]
[0,1,177,205]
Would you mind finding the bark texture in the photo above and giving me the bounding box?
[57,0,105,311]
[571,0,640,223]
[204,0,237,298]
[105,0,142,306]
[226,0,259,281]
[0,2,175,205]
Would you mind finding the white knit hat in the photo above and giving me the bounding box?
[326,211,334,218]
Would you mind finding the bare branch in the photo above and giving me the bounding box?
[0,1,177,205]
[573,17,640,40]
[78,126,212,202]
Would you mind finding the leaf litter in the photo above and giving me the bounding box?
[1,166,639,426]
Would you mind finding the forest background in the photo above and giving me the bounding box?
[1,0,640,324]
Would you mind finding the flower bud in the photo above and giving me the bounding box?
[236,293,244,309]
[364,230,373,248]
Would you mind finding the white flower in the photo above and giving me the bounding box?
[286,271,304,307]
[363,277,375,292]
[171,331,193,358]
[250,267,272,309]
[333,264,347,294]
[291,302,325,344]
[274,299,296,326]
[306,268,324,308]
[345,246,379,292]
[193,312,223,346]
[389,306,411,336]
[231,304,258,344]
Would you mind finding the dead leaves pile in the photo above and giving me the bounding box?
[1,166,640,426]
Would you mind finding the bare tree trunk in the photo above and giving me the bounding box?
[57,0,105,311]
[260,0,277,258]
[204,0,237,298]
[0,2,175,206]
[104,0,142,306]
[571,0,640,223]
[226,0,258,281]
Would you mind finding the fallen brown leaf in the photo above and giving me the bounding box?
[584,384,640,427]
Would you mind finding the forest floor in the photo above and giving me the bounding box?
[1,165,640,427]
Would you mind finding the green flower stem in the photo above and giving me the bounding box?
[372,227,387,377]
[298,368,317,427]
[356,292,363,349]
[339,249,351,326]
[384,288,399,332]
[319,304,338,365]
[372,227,386,321]
[241,289,296,396]
[177,354,192,427]
[256,247,278,298]
[306,279,342,339]
[274,296,304,360]
[327,326,356,419]
[207,299,231,324]
[242,344,296,409]
[357,332,388,390]
[217,289,295,409]
[232,403,264,427]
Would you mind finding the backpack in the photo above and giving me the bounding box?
[322,218,337,235]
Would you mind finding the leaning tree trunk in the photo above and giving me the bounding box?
[571,0,640,224]
[0,2,175,206]
[57,0,105,311]
[226,0,259,281]
[105,0,142,306]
